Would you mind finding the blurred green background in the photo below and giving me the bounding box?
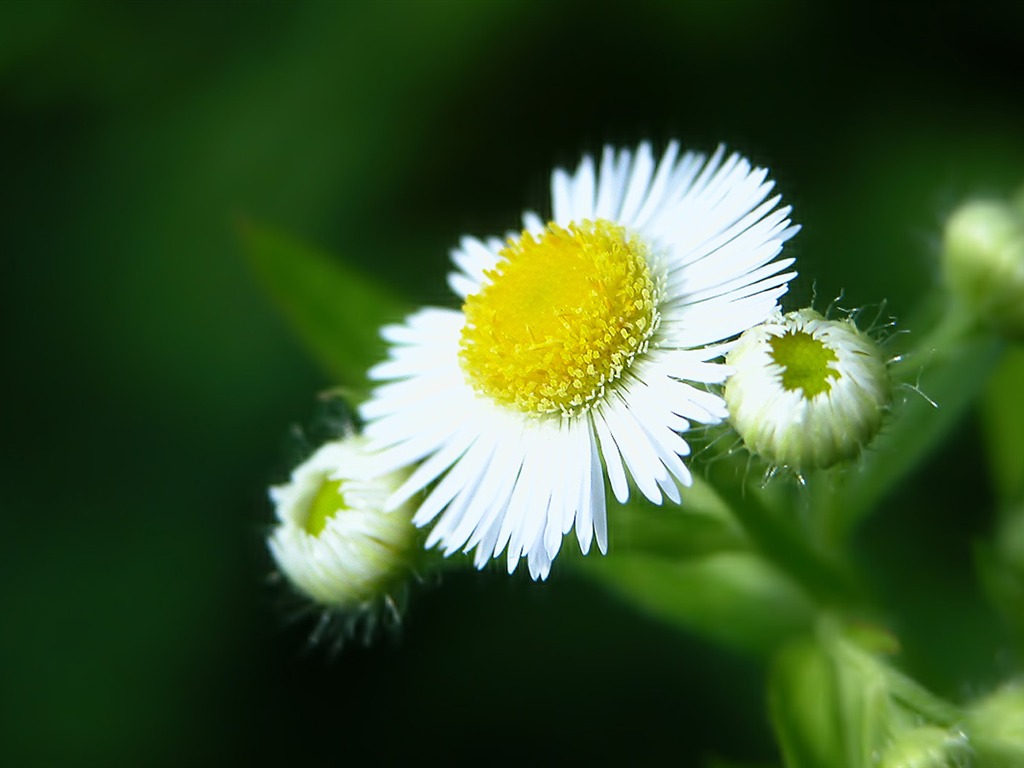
[3,1,1024,764]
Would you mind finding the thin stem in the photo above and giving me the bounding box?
[713,473,866,611]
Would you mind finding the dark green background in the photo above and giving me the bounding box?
[3,1,1023,764]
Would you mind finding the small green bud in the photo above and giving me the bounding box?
[724,309,891,471]
[268,435,421,612]
[942,199,1024,340]
[877,726,972,768]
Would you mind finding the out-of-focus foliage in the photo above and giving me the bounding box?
[982,349,1024,504]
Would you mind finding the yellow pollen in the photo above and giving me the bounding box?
[769,330,840,398]
[459,219,658,415]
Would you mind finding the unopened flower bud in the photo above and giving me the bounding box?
[724,309,891,470]
[943,199,1024,340]
[268,435,420,613]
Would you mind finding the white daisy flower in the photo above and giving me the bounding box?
[724,308,891,471]
[268,436,420,610]
[360,142,799,580]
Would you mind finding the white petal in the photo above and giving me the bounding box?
[617,142,656,225]
[552,167,573,224]
[574,421,597,555]
[569,154,597,220]
[600,397,667,505]
[590,429,609,554]
[425,433,499,550]
[592,408,630,504]
[631,141,680,230]
[522,210,545,234]
[594,145,625,219]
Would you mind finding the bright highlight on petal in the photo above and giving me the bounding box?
[361,142,800,579]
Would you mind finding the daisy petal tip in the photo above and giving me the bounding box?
[612,482,630,505]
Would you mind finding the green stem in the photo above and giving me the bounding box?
[713,474,866,611]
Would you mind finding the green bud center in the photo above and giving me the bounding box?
[769,330,839,398]
[304,478,346,537]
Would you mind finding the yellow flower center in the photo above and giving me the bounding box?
[304,478,345,537]
[459,220,658,415]
[769,330,840,398]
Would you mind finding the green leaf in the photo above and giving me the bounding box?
[239,221,410,392]
[575,550,814,658]
[980,347,1024,504]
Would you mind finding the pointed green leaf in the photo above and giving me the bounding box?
[240,221,410,392]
